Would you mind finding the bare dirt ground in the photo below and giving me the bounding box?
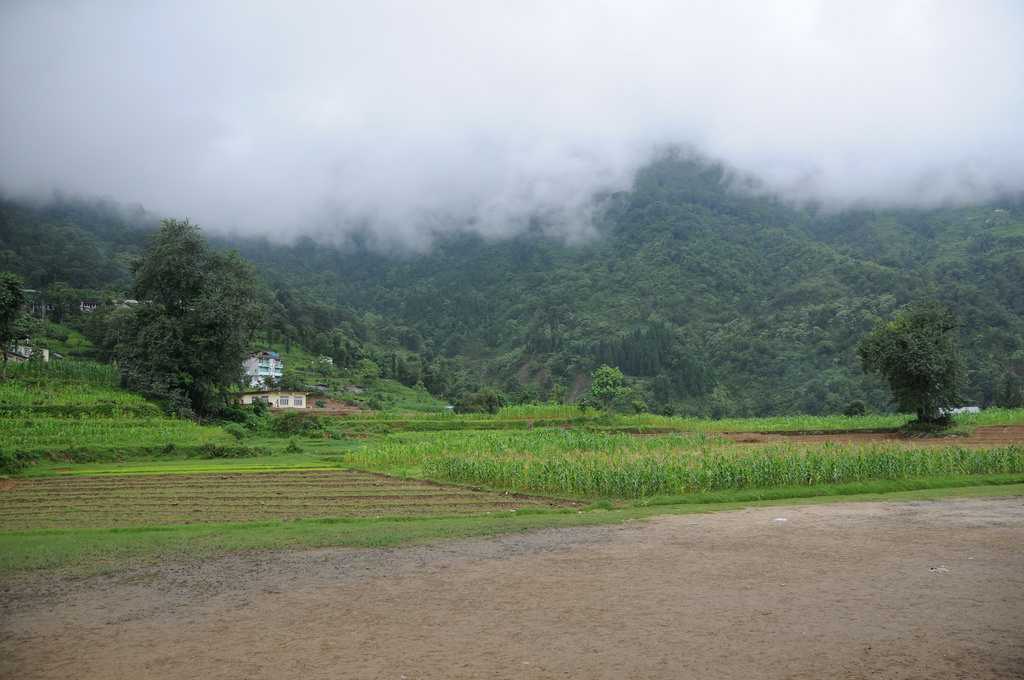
[3,497,1023,679]
[724,424,1024,447]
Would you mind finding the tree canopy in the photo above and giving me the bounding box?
[591,365,629,412]
[857,302,964,423]
[118,219,265,416]
[0,271,28,377]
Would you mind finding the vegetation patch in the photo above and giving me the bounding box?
[345,429,1024,498]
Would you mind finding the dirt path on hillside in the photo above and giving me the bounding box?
[3,498,1023,680]
[723,424,1024,446]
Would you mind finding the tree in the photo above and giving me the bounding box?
[0,272,28,378]
[455,388,504,414]
[857,302,963,423]
[118,219,265,416]
[590,364,629,412]
[44,281,77,323]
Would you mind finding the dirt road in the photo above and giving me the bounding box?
[3,498,1023,679]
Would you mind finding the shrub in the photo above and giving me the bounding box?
[0,449,40,475]
[285,438,302,453]
[196,444,264,458]
[223,423,248,441]
[843,400,868,417]
[271,412,322,435]
[219,404,252,423]
[455,389,504,414]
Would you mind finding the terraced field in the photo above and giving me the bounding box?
[0,470,576,530]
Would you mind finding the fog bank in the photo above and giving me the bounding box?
[2,1,1022,245]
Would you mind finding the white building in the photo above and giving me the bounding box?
[242,350,283,389]
[239,390,307,409]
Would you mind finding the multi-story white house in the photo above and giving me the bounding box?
[242,350,283,389]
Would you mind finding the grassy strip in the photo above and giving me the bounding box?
[20,458,347,477]
[3,478,1022,576]
[629,473,1024,507]
[323,407,1024,434]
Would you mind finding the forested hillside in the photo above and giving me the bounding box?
[3,157,1022,416]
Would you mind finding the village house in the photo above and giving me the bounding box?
[239,390,308,409]
[242,350,283,389]
[4,344,59,364]
[4,348,31,364]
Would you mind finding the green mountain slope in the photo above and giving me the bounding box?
[3,157,1022,415]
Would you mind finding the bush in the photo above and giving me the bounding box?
[285,438,302,453]
[196,444,265,459]
[219,404,252,423]
[843,400,868,417]
[0,449,40,475]
[455,389,504,414]
[223,423,248,441]
[271,412,323,435]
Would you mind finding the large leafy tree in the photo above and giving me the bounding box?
[591,364,629,412]
[857,302,964,423]
[0,272,28,378]
[119,219,265,416]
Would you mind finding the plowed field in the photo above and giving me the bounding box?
[723,425,1024,446]
[0,470,576,530]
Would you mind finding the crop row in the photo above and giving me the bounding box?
[0,416,233,450]
[346,430,1024,498]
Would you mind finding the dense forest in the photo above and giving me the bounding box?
[3,157,1023,416]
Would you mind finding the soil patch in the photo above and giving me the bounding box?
[723,424,1024,447]
[2,497,1022,679]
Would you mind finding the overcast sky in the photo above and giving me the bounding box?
[2,1,1022,245]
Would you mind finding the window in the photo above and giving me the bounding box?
[295,398,304,407]
[279,397,290,406]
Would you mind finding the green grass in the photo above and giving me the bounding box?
[18,452,349,477]
[3,480,1021,575]
[0,416,233,451]
[29,321,96,358]
[4,356,117,385]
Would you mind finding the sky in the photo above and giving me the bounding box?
[2,1,1023,246]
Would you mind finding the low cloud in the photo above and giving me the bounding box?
[2,1,1022,246]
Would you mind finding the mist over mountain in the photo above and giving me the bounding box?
[2,1,1023,248]
[4,155,1023,415]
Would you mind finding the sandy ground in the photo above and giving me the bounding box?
[723,424,1024,446]
[2,497,1023,680]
